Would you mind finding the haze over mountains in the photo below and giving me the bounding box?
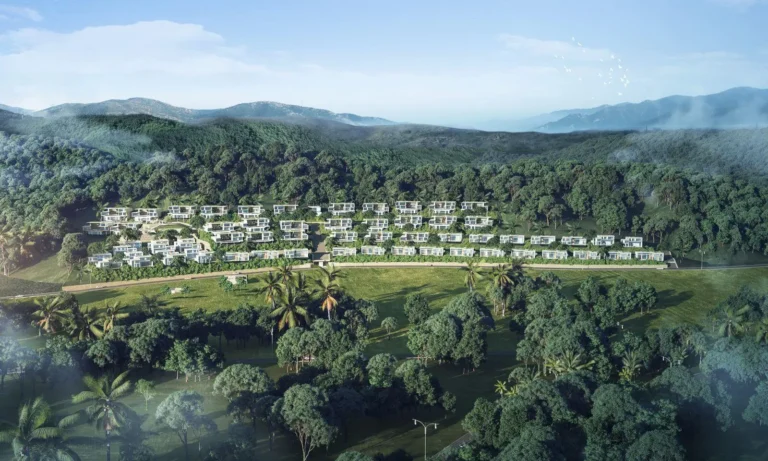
[31,98,396,127]
[2,87,767,133]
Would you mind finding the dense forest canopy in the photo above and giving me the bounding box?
[1,113,768,273]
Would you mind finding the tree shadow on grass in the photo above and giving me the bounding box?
[76,289,124,305]
[656,289,694,309]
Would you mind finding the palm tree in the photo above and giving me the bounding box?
[276,264,294,287]
[755,318,768,344]
[618,350,642,383]
[315,277,340,320]
[271,287,310,330]
[259,272,283,310]
[460,261,482,292]
[70,372,133,461]
[558,350,595,375]
[317,265,344,285]
[69,306,104,341]
[0,397,80,461]
[718,305,751,337]
[565,221,582,236]
[103,302,129,332]
[488,264,513,290]
[32,296,69,336]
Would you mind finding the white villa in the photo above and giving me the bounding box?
[223,252,250,262]
[113,241,142,254]
[542,250,568,260]
[242,218,270,232]
[329,203,355,215]
[308,206,322,217]
[88,253,121,269]
[101,207,130,222]
[251,250,282,260]
[148,239,171,254]
[332,231,358,243]
[593,235,615,246]
[438,233,463,243]
[283,230,308,241]
[168,205,196,220]
[621,236,644,248]
[273,204,298,215]
[500,235,525,245]
[608,251,632,261]
[82,222,113,236]
[203,222,237,232]
[211,231,245,244]
[561,236,588,246]
[283,248,310,259]
[200,205,228,219]
[400,232,429,243]
[394,215,423,228]
[364,218,389,230]
[362,203,390,215]
[361,246,386,256]
[280,221,309,231]
[332,247,357,257]
[429,215,457,230]
[246,231,274,243]
[126,255,154,268]
[394,201,422,214]
[530,235,557,245]
[237,205,263,219]
[190,250,213,264]
[429,201,456,214]
[635,251,665,262]
[464,216,493,230]
[461,201,487,211]
[365,231,393,243]
[392,246,417,256]
[325,218,353,231]
[131,208,160,223]
[449,247,475,257]
[511,249,537,259]
[573,250,601,260]
[419,247,445,257]
[469,234,494,244]
[480,248,505,258]
[176,238,198,252]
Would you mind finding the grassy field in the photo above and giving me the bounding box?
[0,273,63,297]
[5,266,768,460]
[12,254,81,285]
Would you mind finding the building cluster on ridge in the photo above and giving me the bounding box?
[83,200,665,270]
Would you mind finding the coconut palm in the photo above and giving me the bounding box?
[276,264,294,287]
[70,371,133,461]
[565,222,582,236]
[755,318,768,344]
[68,306,104,341]
[259,272,284,310]
[460,261,482,292]
[558,350,595,375]
[488,264,513,289]
[270,287,310,330]
[315,277,340,320]
[317,265,344,285]
[32,296,69,335]
[103,302,129,332]
[718,305,751,337]
[0,397,80,461]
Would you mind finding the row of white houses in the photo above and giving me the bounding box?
[331,246,665,261]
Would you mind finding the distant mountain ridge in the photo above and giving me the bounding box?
[0,104,33,116]
[537,87,768,132]
[33,98,397,127]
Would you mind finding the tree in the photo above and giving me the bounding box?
[57,233,86,273]
[32,296,69,335]
[460,262,482,292]
[260,272,283,311]
[135,379,156,411]
[367,353,398,388]
[335,452,374,461]
[271,287,310,331]
[213,364,275,401]
[743,382,768,427]
[70,371,133,461]
[277,384,338,461]
[103,301,129,332]
[404,294,431,325]
[717,305,750,337]
[624,430,685,461]
[0,397,81,461]
[277,264,294,287]
[68,305,104,341]
[380,317,398,338]
[315,276,341,320]
[155,390,216,461]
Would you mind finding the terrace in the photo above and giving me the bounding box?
[332,247,357,257]
[168,205,196,220]
[332,231,358,243]
[242,218,270,232]
[500,234,525,245]
[325,218,353,231]
[364,218,389,230]
[464,216,493,230]
[573,250,601,260]
[246,231,274,243]
[283,230,308,241]
[561,236,588,246]
[362,203,389,215]
[82,222,112,236]
[101,207,130,222]
[126,255,154,268]
[279,220,309,231]
[250,250,282,260]
[200,205,228,219]
[530,235,557,245]
[210,231,245,244]
[392,246,417,256]
[223,252,250,262]
[621,236,644,248]
[479,248,505,258]
[428,201,457,215]
[428,215,457,230]
[361,246,386,256]
[273,204,298,215]
[364,231,393,243]
[329,202,355,215]
[284,248,310,259]
[237,205,264,219]
[203,222,237,232]
[469,234,494,244]
[461,201,487,211]
[419,247,445,257]
[635,251,665,262]
[131,208,160,223]
[400,232,429,243]
[608,251,632,261]
[510,249,537,259]
[449,247,475,257]
[438,233,463,243]
[394,201,422,214]
[592,235,615,247]
[541,250,569,260]
[394,215,423,228]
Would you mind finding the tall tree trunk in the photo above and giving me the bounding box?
[106,429,111,461]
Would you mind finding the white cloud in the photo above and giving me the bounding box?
[498,34,610,62]
[0,4,42,22]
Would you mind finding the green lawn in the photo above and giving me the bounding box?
[5,266,768,460]
[0,273,62,298]
[12,254,80,285]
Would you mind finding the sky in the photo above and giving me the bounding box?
[0,0,767,128]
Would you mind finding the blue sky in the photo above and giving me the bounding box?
[0,0,766,127]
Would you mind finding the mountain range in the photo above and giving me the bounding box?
[2,87,767,132]
[30,98,396,127]
[534,87,768,133]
